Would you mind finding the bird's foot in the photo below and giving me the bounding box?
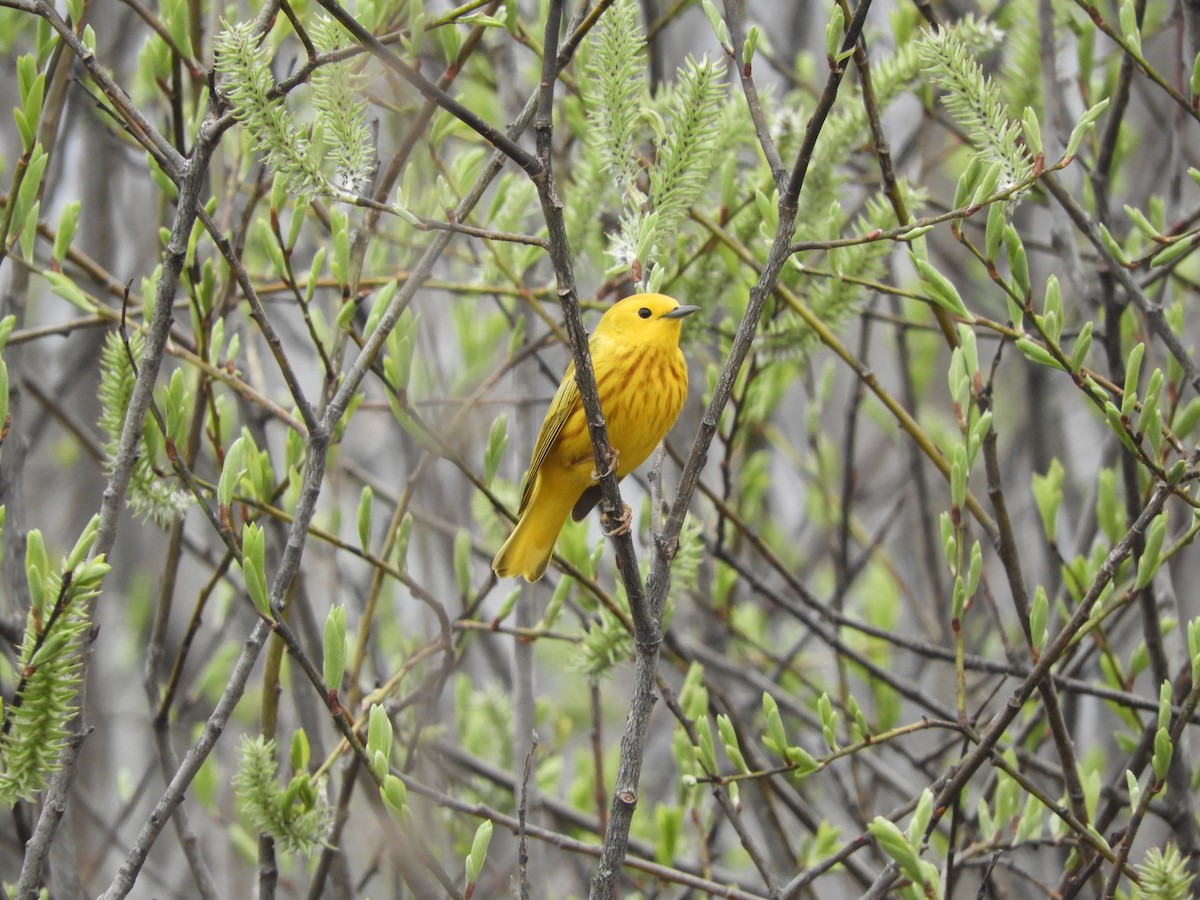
[601,503,633,537]
[590,447,620,481]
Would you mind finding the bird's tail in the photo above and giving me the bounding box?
[492,485,574,582]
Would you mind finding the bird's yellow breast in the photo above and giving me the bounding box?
[550,339,688,478]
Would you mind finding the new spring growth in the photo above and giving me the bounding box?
[241,523,269,618]
[465,820,494,885]
[1152,680,1173,781]
[323,605,346,691]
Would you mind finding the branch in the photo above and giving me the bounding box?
[1043,172,1200,396]
[315,0,543,177]
[15,4,226,885]
[590,2,875,895]
[721,0,785,191]
[866,478,1183,896]
[98,619,271,900]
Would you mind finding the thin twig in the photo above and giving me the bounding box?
[516,731,538,900]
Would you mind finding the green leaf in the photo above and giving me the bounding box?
[1021,108,1042,156]
[694,715,717,772]
[908,789,933,844]
[323,605,346,690]
[868,816,923,882]
[742,25,761,68]
[1124,204,1160,240]
[1152,727,1172,781]
[1150,236,1197,269]
[329,207,350,287]
[1065,99,1110,159]
[971,160,1005,207]
[1189,618,1200,689]
[43,271,95,313]
[966,540,982,595]
[912,256,968,317]
[65,515,100,571]
[1134,512,1166,590]
[24,529,48,614]
[1119,0,1141,54]
[394,513,414,574]
[1031,459,1064,542]
[52,200,81,264]
[1015,338,1063,370]
[824,4,845,60]
[1070,321,1094,372]
[484,414,508,488]
[218,437,247,511]
[952,156,986,211]
[654,804,682,865]
[1125,769,1141,811]
[762,692,788,756]
[716,714,749,773]
[356,487,373,551]
[454,528,471,595]
[1029,586,1048,655]
[290,729,310,772]
[1157,679,1172,732]
[367,704,393,775]
[380,773,408,819]
[985,201,1006,261]
[241,523,270,618]
[1104,401,1137,453]
[818,692,838,751]
[700,0,730,48]
[784,744,818,777]
[465,819,493,883]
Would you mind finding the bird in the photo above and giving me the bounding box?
[492,293,699,582]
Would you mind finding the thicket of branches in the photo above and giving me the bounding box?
[2,0,1200,896]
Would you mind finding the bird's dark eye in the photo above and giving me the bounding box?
[638,307,652,319]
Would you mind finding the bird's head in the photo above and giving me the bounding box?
[593,293,700,346]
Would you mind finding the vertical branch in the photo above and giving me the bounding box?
[590,2,874,896]
[721,0,785,190]
[529,0,648,608]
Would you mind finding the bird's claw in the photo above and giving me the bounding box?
[590,447,620,481]
[601,503,633,537]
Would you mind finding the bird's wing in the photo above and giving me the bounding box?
[518,358,580,513]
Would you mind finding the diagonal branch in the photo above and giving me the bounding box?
[315,0,543,177]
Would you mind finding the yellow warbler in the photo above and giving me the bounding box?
[492,293,699,582]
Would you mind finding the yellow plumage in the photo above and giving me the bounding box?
[492,293,699,582]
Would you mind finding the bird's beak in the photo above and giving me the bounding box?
[663,305,700,319]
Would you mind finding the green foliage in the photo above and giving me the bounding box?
[577,603,633,677]
[232,735,332,856]
[646,56,726,254]
[580,0,646,204]
[997,0,1043,114]
[464,819,493,884]
[97,331,191,524]
[1133,844,1196,899]
[214,20,368,205]
[575,3,727,286]
[0,520,108,804]
[310,17,373,190]
[918,20,1033,204]
[868,815,941,896]
[6,0,1200,894]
